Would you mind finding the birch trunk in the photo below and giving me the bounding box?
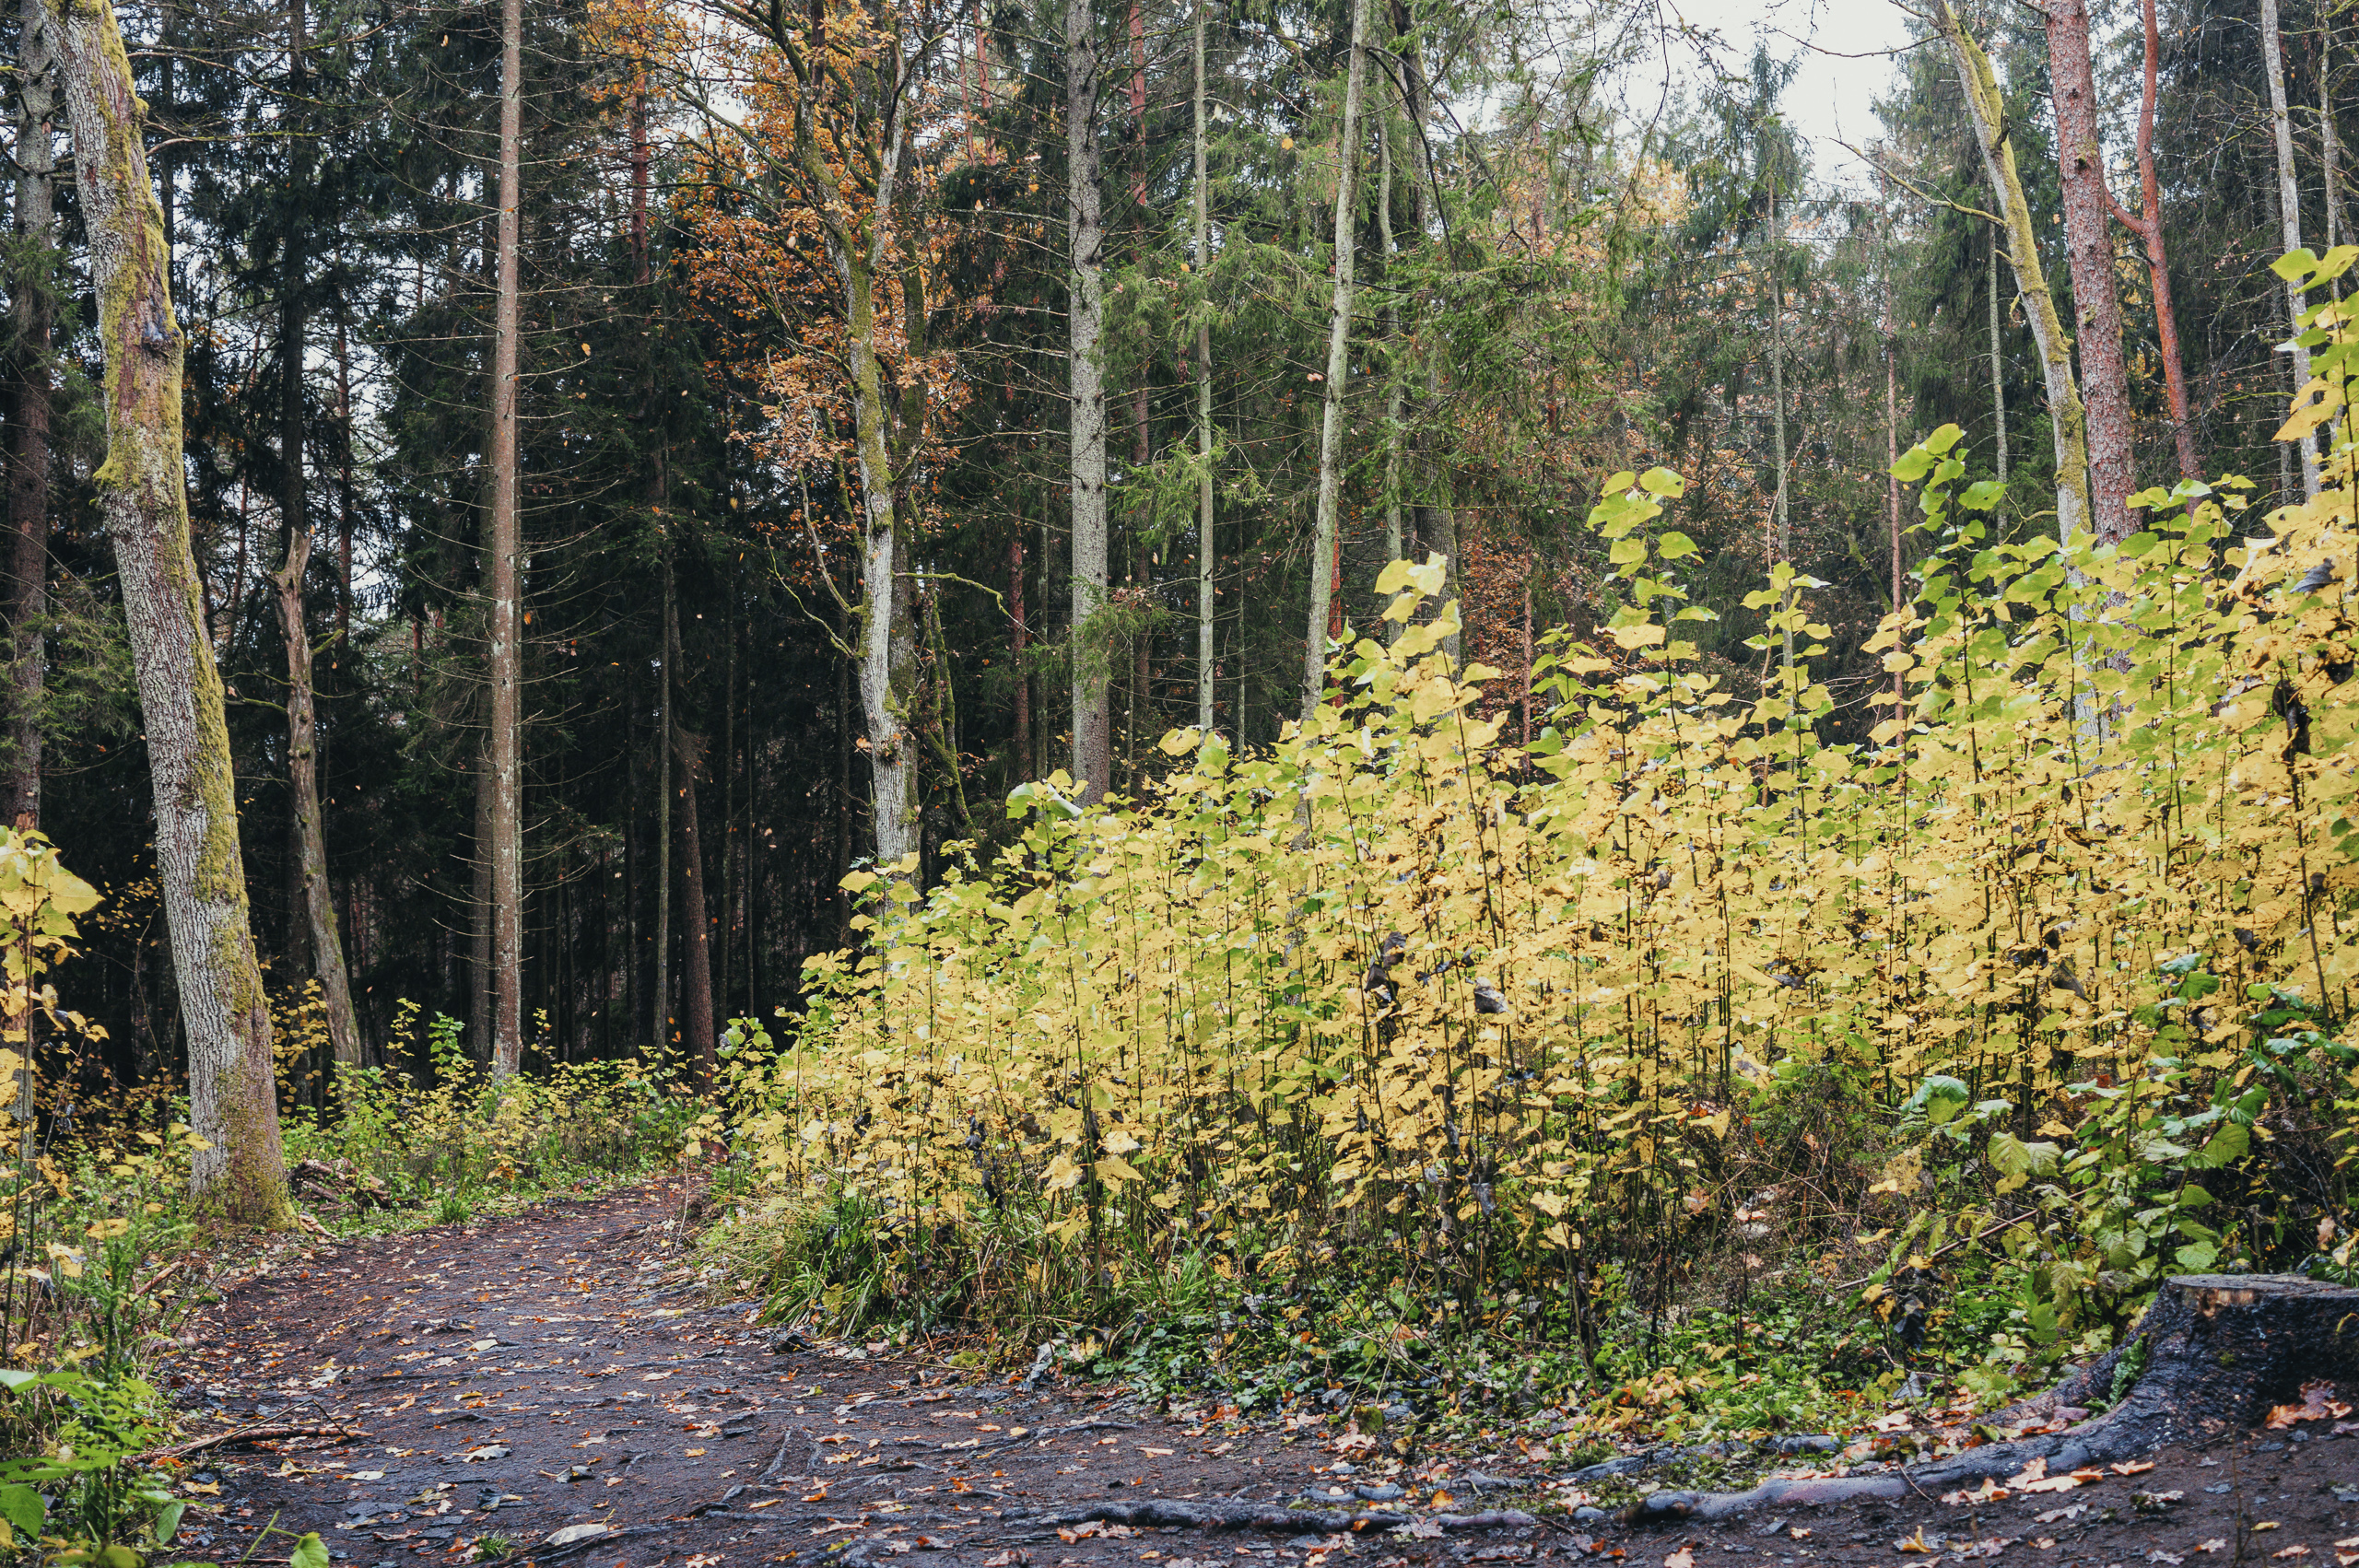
[6,0,54,828]
[51,0,289,1223]
[1990,228,2008,485]
[1936,3,2094,546]
[485,0,525,1075]
[2044,0,2137,538]
[1768,174,1791,673]
[1068,0,1111,799]
[2262,0,2320,501]
[272,523,364,1069]
[1193,0,1215,736]
[1304,0,1368,722]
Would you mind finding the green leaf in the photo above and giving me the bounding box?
[1657,530,1699,560]
[0,1369,38,1392]
[1892,445,1935,482]
[1637,466,1686,498]
[1910,1073,1973,1126]
[2272,247,2322,282]
[1961,480,2006,511]
[153,1502,186,1547]
[1925,423,1966,455]
[1608,536,1649,567]
[290,1533,331,1568]
[2189,1122,2250,1169]
[0,1483,44,1538]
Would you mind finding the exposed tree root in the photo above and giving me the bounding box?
[1625,1274,2359,1524]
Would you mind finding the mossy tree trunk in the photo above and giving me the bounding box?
[1304,0,1367,723]
[49,0,289,1226]
[1067,0,1110,803]
[1936,2,2093,547]
[6,0,55,830]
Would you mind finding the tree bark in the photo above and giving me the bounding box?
[673,724,717,1083]
[2044,0,2137,539]
[52,0,288,1224]
[6,0,54,829]
[2102,0,2199,486]
[1011,534,1030,778]
[1194,0,1215,732]
[1937,3,2094,547]
[484,0,525,1075]
[272,516,364,1070]
[1990,225,2008,486]
[1768,172,1790,673]
[2262,0,2319,501]
[1068,0,1111,801]
[656,536,673,1051]
[1305,0,1368,722]
[280,0,311,983]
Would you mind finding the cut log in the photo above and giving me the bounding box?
[1632,1274,2359,1523]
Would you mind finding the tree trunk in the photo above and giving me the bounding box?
[6,0,54,829]
[673,724,717,1083]
[656,538,673,1050]
[52,0,288,1224]
[1989,225,2008,486]
[1068,0,1111,801]
[1768,173,1791,674]
[2104,0,2199,486]
[1937,3,2094,547]
[484,0,525,1076]
[2262,0,2319,502]
[280,0,311,984]
[1305,0,1369,722]
[2044,0,2137,540]
[1378,106,1402,636]
[1011,534,1030,778]
[1193,0,1216,732]
[1391,0,1455,662]
[272,516,364,1070]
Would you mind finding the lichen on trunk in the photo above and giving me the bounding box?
[48,0,288,1226]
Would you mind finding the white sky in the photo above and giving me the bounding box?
[1651,0,1919,192]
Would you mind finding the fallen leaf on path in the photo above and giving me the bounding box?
[2017,1477,2082,1495]
[1895,1528,1936,1554]
[2008,1458,2048,1486]
[1663,1549,1694,1568]
[2259,1524,2283,1532]
[2195,1544,2226,1555]
[2267,1383,2352,1429]
[2113,1462,2155,1476]
[2275,1550,2312,1560]
[2032,1506,2084,1526]
[543,1525,609,1548]
[2148,1553,2183,1564]
[1788,1530,1810,1542]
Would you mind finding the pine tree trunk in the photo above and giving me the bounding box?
[484,0,525,1075]
[1305,0,1368,722]
[674,725,717,1083]
[1068,0,1111,802]
[6,0,54,828]
[1937,3,2094,547]
[1391,0,1455,662]
[1193,0,1216,734]
[2262,0,2319,501]
[1378,108,1402,635]
[280,0,311,984]
[1011,535,1031,777]
[51,0,289,1225]
[2106,0,2199,485]
[656,539,673,1048]
[2044,0,2137,539]
[272,522,364,1069]
[1768,174,1791,674]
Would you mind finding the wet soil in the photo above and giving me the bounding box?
[156,1180,2359,1568]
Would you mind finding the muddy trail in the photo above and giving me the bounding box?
[159,1181,2359,1568]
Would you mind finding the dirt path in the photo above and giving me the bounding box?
[158,1181,2359,1568]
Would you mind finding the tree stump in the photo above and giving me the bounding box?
[1631,1275,2359,1523]
[1994,1273,2359,1457]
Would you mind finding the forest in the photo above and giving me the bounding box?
[0,0,2353,1517]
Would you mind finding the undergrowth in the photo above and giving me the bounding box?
[698,253,2359,1440]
